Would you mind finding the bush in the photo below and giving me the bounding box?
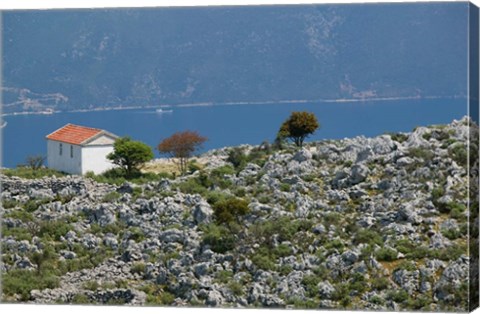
[2,269,60,301]
[213,197,250,224]
[72,294,90,304]
[102,191,121,202]
[387,132,408,143]
[375,247,397,261]
[131,262,146,275]
[251,250,276,271]
[38,220,73,241]
[371,277,390,290]
[209,165,235,188]
[408,147,434,161]
[83,280,100,290]
[449,144,468,166]
[201,224,235,253]
[177,177,208,195]
[227,147,248,170]
[302,274,321,297]
[387,289,409,303]
[353,229,383,246]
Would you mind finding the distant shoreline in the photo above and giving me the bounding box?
[1,95,464,117]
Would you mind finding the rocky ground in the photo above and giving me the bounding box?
[0,117,477,311]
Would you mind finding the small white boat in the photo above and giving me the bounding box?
[156,108,173,114]
[0,121,7,128]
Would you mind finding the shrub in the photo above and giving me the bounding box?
[272,244,292,258]
[177,177,208,195]
[371,277,390,290]
[201,224,235,253]
[72,294,90,304]
[83,280,100,290]
[302,274,321,297]
[213,197,250,225]
[102,191,121,202]
[38,220,73,241]
[209,165,235,188]
[227,147,248,170]
[408,147,434,161]
[375,247,397,261]
[387,133,408,143]
[2,269,60,301]
[353,229,383,246]
[449,144,468,166]
[131,262,146,275]
[251,250,276,271]
[387,289,409,303]
[228,281,244,296]
[2,199,20,209]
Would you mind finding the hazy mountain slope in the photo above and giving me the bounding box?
[2,3,468,113]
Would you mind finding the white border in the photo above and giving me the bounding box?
[1,1,479,314]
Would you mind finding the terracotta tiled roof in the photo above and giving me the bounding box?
[46,124,104,145]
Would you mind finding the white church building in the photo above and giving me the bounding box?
[46,124,119,175]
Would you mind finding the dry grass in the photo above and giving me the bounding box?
[141,158,205,175]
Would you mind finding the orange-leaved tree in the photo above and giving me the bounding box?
[157,131,208,175]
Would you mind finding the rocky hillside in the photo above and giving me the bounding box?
[0,117,476,311]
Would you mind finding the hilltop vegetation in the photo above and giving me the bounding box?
[0,117,477,311]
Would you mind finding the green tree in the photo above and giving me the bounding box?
[107,137,154,177]
[277,111,320,147]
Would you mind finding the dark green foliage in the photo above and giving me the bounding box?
[72,294,91,304]
[201,224,235,253]
[131,262,146,275]
[127,227,145,242]
[2,269,60,301]
[107,137,154,176]
[227,147,248,170]
[353,229,383,246]
[102,191,121,202]
[2,199,20,209]
[272,244,292,258]
[251,248,276,271]
[442,228,462,240]
[449,144,468,166]
[375,247,397,261]
[176,176,208,195]
[302,274,321,297]
[209,165,235,188]
[86,169,171,186]
[407,295,431,310]
[371,276,390,290]
[387,290,409,303]
[249,217,312,247]
[394,261,417,272]
[38,220,73,241]
[213,197,250,224]
[408,147,434,161]
[387,132,408,143]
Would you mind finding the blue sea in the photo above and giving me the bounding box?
[1,99,468,168]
